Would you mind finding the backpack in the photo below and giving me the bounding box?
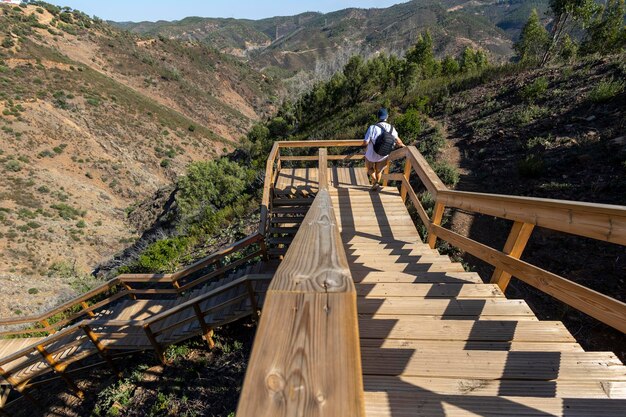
[373,123,396,157]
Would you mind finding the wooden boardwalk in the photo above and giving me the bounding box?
[326,183,626,415]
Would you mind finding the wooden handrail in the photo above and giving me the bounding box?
[239,186,365,415]
[379,144,626,333]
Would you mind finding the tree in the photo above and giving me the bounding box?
[406,31,439,78]
[441,55,460,76]
[460,47,488,72]
[542,0,599,65]
[515,9,550,63]
[581,0,626,55]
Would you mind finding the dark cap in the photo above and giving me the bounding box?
[377,108,389,120]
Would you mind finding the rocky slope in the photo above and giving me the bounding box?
[0,3,280,316]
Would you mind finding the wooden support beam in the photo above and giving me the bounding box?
[0,366,40,411]
[193,303,215,350]
[39,319,54,335]
[143,325,166,364]
[245,280,260,322]
[35,345,84,399]
[491,222,535,292]
[120,282,137,300]
[400,159,412,202]
[80,302,95,318]
[81,324,121,377]
[427,202,445,249]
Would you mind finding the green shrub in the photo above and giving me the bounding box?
[432,161,460,186]
[588,79,625,103]
[520,77,549,103]
[50,203,84,220]
[395,108,422,142]
[518,154,545,178]
[5,160,21,172]
[135,236,191,273]
[28,288,39,295]
[160,159,171,168]
[1,38,15,49]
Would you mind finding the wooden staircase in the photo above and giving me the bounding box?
[0,235,274,410]
[2,140,626,416]
[239,141,626,416]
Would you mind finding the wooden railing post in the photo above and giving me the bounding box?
[80,301,95,318]
[427,202,446,249]
[0,366,41,410]
[491,221,535,292]
[40,319,55,335]
[192,303,215,349]
[35,345,84,399]
[143,325,165,364]
[120,281,137,300]
[318,148,328,189]
[81,324,121,377]
[400,158,412,202]
[244,280,260,322]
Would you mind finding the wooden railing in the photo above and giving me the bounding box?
[0,233,264,338]
[240,147,365,417]
[258,140,363,239]
[382,146,626,333]
[0,272,271,401]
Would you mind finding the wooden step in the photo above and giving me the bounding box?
[349,262,467,273]
[351,271,484,284]
[269,217,304,224]
[363,391,626,416]
[356,283,504,299]
[268,227,300,234]
[359,339,584,352]
[360,348,626,380]
[363,375,624,398]
[270,206,310,214]
[358,298,533,318]
[267,237,293,245]
[358,317,576,342]
[272,198,314,206]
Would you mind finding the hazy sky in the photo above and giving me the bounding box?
[49,1,407,22]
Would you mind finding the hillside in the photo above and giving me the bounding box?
[117,0,551,76]
[0,3,280,317]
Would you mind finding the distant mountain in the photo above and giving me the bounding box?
[114,0,551,75]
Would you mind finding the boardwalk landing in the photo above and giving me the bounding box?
[276,166,626,415]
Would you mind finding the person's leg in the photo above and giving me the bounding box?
[374,161,386,187]
[366,160,377,188]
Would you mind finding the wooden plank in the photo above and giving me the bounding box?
[269,190,354,293]
[432,224,626,333]
[362,375,623,398]
[357,316,576,342]
[237,293,365,417]
[351,271,483,284]
[356,283,504,299]
[427,202,445,249]
[359,339,584,352]
[277,140,364,148]
[319,148,328,189]
[357,298,534,317]
[364,391,626,416]
[438,189,626,246]
[360,348,626,380]
[491,221,535,291]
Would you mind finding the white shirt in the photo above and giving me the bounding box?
[364,122,399,162]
